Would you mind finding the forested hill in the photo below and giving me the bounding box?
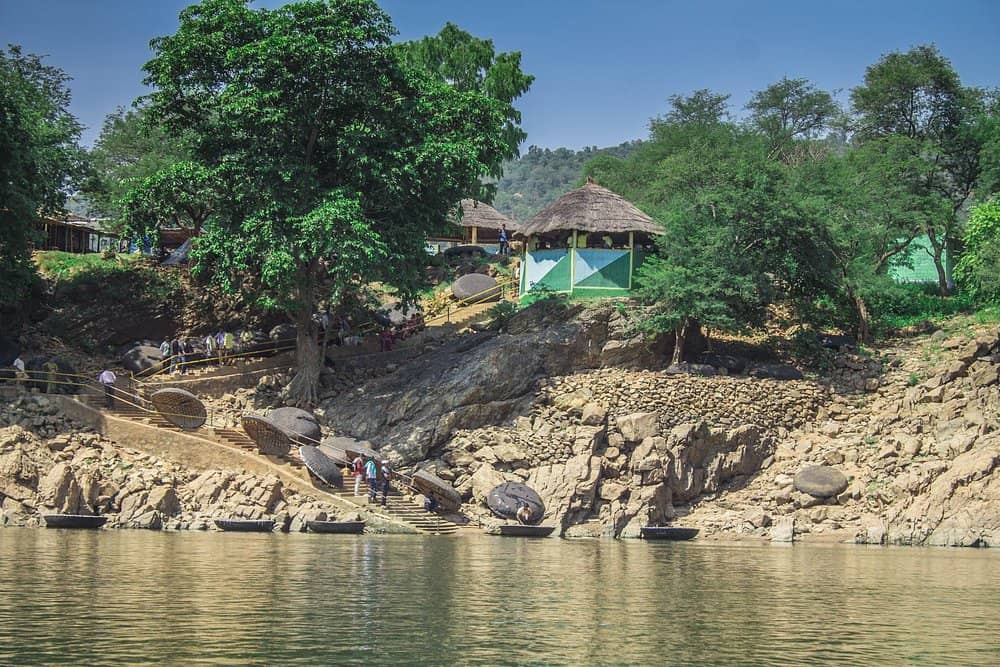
[492,142,642,222]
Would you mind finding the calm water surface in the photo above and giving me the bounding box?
[0,529,997,666]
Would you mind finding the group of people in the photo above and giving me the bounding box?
[351,455,393,507]
[159,329,256,374]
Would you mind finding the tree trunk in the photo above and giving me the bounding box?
[671,318,690,364]
[285,294,323,407]
[932,244,949,297]
[926,229,950,296]
[849,291,872,345]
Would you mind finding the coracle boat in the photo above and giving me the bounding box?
[306,520,365,534]
[492,524,555,538]
[43,514,108,529]
[639,526,699,541]
[214,519,275,532]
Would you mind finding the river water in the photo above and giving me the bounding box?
[0,530,997,666]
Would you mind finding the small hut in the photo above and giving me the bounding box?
[516,179,662,297]
[455,199,519,251]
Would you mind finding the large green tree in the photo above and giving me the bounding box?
[851,45,986,295]
[0,46,81,320]
[746,77,841,162]
[794,138,949,341]
[84,105,194,231]
[143,0,511,403]
[588,100,820,361]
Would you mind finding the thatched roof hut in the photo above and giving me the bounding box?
[518,179,661,237]
[455,199,519,232]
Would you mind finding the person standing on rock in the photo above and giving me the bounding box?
[365,456,379,503]
[352,456,363,496]
[98,369,117,408]
[379,460,392,506]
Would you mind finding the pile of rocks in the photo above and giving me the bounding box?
[0,411,351,531]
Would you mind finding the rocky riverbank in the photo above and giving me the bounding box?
[430,320,998,546]
[0,395,356,531]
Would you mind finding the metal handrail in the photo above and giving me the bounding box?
[423,275,518,327]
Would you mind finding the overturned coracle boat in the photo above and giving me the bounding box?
[410,469,462,511]
[300,445,344,488]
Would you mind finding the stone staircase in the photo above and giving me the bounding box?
[80,391,460,534]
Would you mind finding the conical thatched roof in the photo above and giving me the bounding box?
[519,179,662,236]
[454,199,519,231]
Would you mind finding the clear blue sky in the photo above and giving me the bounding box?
[2,0,999,149]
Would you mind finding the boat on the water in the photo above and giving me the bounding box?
[639,526,699,541]
[306,520,365,534]
[489,524,556,537]
[214,519,275,532]
[43,514,108,529]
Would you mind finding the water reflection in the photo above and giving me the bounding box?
[0,530,997,665]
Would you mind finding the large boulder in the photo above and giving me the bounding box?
[749,364,804,381]
[25,356,79,394]
[269,324,296,341]
[443,245,487,260]
[793,465,849,498]
[0,336,20,366]
[451,273,499,302]
[121,345,164,373]
[268,407,321,446]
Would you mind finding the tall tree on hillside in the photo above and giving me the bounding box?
[143,0,511,404]
[794,138,949,342]
[397,21,533,197]
[658,89,731,126]
[588,111,821,362]
[746,77,841,162]
[84,105,194,230]
[851,45,987,295]
[0,46,81,320]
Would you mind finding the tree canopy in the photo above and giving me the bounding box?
[0,46,81,319]
[142,0,514,403]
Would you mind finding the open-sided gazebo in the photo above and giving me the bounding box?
[516,179,662,298]
[455,199,519,249]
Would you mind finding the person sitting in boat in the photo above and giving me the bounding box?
[516,502,533,525]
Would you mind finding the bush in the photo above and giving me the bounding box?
[955,198,1000,304]
[868,283,974,332]
[487,300,518,328]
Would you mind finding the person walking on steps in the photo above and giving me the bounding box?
[352,456,363,496]
[223,330,236,365]
[379,460,392,506]
[365,456,378,503]
[98,369,117,408]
